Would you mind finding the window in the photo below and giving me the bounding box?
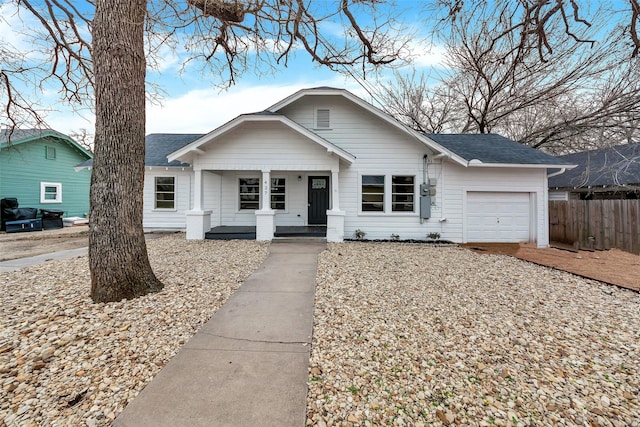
[316,108,330,129]
[45,146,56,160]
[362,175,384,211]
[361,174,416,213]
[392,176,415,212]
[239,178,260,210]
[271,178,286,210]
[155,177,175,209]
[40,182,62,203]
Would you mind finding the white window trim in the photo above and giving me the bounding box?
[236,175,289,213]
[358,172,419,216]
[153,175,177,211]
[40,182,62,203]
[270,176,288,213]
[237,176,261,212]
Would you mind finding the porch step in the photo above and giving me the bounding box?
[272,236,327,243]
[273,226,326,238]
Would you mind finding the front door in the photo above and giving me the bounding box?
[308,176,329,225]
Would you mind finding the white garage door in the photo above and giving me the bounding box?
[466,192,531,242]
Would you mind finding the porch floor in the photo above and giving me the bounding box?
[205,225,326,240]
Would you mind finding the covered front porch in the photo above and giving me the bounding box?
[165,113,355,242]
[185,168,347,242]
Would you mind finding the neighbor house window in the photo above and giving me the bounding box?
[316,108,330,129]
[45,146,56,159]
[392,176,415,212]
[155,177,175,209]
[40,182,62,203]
[361,175,384,212]
[271,178,286,210]
[239,178,260,210]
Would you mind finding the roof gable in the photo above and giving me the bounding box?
[167,113,355,164]
[0,129,93,159]
[269,88,570,168]
[267,87,468,163]
[549,143,640,188]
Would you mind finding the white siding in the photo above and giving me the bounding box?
[203,171,222,226]
[194,121,339,172]
[218,171,326,227]
[442,165,549,246]
[143,168,192,230]
[157,92,552,245]
[280,95,448,240]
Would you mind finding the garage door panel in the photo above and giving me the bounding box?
[467,192,530,242]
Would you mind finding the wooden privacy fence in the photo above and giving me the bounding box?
[549,200,640,254]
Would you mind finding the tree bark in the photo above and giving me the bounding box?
[90,0,163,302]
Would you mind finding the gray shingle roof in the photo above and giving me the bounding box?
[548,143,640,188]
[426,133,571,165]
[76,133,202,168]
[145,134,203,166]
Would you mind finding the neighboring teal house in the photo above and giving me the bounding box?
[0,129,93,217]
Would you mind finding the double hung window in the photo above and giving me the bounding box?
[155,177,175,209]
[40,182,62,203]
[239,177,286,210]
[361,175,415,213]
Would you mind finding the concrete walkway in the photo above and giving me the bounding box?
[0,247,88,273]
[113,241,326,427]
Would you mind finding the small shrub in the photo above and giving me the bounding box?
[391,233,400,241]
[354,229,366,240]
[427,232,441,240]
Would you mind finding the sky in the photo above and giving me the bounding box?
[0,0,630,139]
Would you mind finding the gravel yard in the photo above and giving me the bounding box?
[307,242,640,426]
[0,234,269,426]
[2,236,639,427]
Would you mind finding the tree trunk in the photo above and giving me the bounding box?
[90,0,163,302]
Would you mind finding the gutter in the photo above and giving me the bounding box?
[547,168,567,178]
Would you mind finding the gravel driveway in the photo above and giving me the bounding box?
[307,243,640,426]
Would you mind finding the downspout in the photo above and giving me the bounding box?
[421,155,428,224]
[547,168,567,178]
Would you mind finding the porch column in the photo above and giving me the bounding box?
[327,168,345,242]
[186,169,211,240]
[193,168,203,211]
[331,170,340,211]
[261,170,271,211]
[256,169,275,241]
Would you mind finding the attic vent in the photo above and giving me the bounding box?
[45,146,56,160]
[316,109,330,129]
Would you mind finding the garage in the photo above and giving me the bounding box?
[466,192,531,242]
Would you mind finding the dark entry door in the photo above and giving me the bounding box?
[308,176,329,225]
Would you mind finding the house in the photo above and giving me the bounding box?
[0,129,93,218]
[549,143,640,200]
[139,87,571,246]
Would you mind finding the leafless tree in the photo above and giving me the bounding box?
[1,0,411,302]
[381,1,640,154]
[68,128,95,151]
[433,0,640,59]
